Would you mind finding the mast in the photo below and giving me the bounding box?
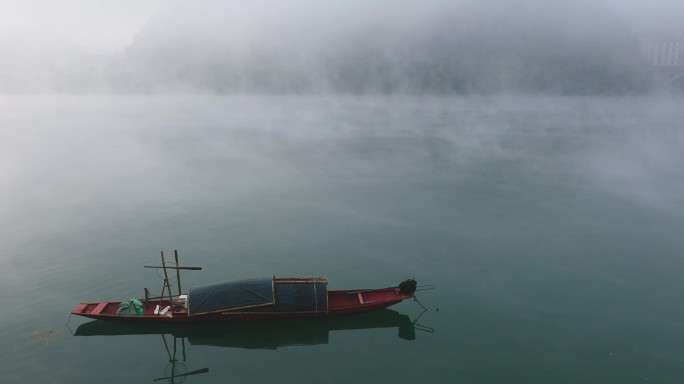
[143,250,202,303]
[160,251,171,304]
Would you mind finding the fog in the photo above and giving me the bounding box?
[1,0,683,94]
[3,3,684,382]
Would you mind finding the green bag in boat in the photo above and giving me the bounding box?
[116,299,143,316]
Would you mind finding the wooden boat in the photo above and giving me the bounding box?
[71,251,417,323]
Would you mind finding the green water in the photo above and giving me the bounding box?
[2,95,684,383]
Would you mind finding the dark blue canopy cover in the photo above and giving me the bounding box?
[188,277,275,315]
[188,277,328,316]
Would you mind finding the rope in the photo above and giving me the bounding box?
[415,284,436,291]
[411,295,436,334]
[64,314,74,336]
[413,295,429,311]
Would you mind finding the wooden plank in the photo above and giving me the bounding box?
[73,303,88,314]
[92,302,108,314]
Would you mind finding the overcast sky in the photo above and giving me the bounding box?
[0,0,682,55]
[0,0,168,54]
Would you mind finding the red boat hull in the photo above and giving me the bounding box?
[71,287,413,323]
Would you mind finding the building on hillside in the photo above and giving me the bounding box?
[642,33,684,88]
[644,37,684,67]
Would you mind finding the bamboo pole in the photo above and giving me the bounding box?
[143,294,179,302]
[144,266,202,270]
[160,251,172,304]
[174,250,182,296]
[154,368,209,381]
[161,334,172,362]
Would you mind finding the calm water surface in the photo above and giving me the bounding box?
[1,95,684,383]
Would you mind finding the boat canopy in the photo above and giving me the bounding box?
[188,276,328,316]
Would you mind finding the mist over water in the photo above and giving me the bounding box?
[3,0,684,382]
[2,95,684,382]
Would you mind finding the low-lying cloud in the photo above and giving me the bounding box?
[1,0,683,94]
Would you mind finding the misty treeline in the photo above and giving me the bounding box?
[0,0,665,95]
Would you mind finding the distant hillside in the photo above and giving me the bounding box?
[115,0,651,94]
[0,27,105,93]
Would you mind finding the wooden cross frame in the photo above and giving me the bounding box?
[143,250,202,303]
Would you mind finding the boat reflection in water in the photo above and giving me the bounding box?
[75,308,432,382]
